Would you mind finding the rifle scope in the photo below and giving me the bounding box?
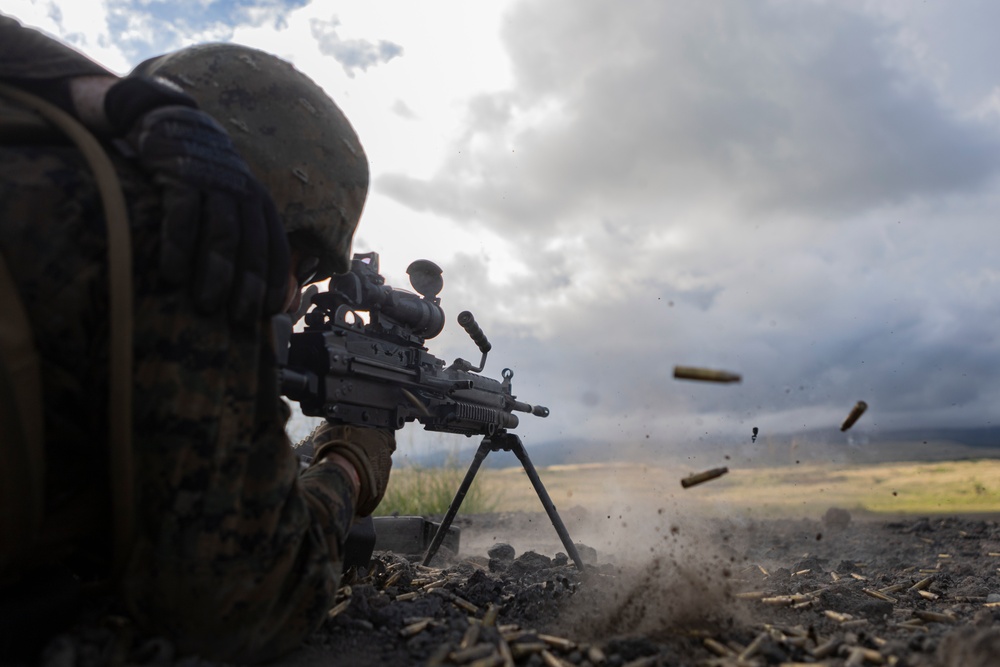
[379,289,445,339]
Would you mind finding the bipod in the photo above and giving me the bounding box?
[422,432,585,570]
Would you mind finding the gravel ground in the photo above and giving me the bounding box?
[20,509,1000,666]
[274,508,1000,667]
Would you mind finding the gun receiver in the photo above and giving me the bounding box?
[275,251,580,569]
[278,251,548,436]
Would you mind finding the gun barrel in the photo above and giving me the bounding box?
[510,399,549,418]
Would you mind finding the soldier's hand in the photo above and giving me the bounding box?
[104,76,290,323]
[308,423,396,517]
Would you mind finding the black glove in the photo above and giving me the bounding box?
[105,77,290,323]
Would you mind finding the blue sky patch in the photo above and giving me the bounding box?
[106,0,308,63]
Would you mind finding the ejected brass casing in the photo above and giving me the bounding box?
[673,366,742,383]
[840,401,868,431]
[681,466,729,488]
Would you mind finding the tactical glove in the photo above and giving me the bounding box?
[104,76,290,324]
[308,423,396,517]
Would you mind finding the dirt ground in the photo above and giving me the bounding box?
[274,507,1000,667]
[17,506,1000,666]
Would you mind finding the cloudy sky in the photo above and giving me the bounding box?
[9,0,1000,458]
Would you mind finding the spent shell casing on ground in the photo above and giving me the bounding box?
[449,644,495,664]
[498,639,515,667]
[459,623,481,650]
[452,596,480,614]
[673,366,742,383]
[540,650,572,667]
[538,635,575,652]
[914,610,956,624]
[326,598,352,619]
[702,638,732,657]
[482,604,500,627]
[863,588,897,603]
[510,643,548,659]
[400,619,432,637]
[681,467,729,489]
[761,595,796,606]
[468,653,504,667]
[734,591,766,600]
[823,610,853,624]
[811,637,840,659]
[738,632,767,661]
[878,583,908,594]
[840,400,868,431]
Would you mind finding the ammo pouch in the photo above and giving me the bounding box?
[0,83,134,584]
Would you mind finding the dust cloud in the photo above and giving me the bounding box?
[461,483,760,640]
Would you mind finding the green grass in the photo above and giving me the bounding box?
[373,456,1000,519]
[374,460,503,516]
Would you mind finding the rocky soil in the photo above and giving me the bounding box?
[20,509,1000,667]
[278,509,1000,667]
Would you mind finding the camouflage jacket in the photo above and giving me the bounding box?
[0,119,355,661]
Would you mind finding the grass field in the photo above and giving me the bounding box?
[401,457,1000,519]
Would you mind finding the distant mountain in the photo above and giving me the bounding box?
[870,426,1000,449]
[401,426,1000,470]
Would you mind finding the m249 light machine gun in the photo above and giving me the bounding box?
[275,252,583,569]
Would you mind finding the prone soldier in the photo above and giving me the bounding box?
[0,14,394,663]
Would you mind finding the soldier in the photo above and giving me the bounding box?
[0,16,394,663]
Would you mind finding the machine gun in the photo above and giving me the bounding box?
[275,252,583,569]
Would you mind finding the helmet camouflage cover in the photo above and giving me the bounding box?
[134,43,369,280]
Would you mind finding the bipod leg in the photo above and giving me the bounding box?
[422,437,492,566]
[509,436,585,570]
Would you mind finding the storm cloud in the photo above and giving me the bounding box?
[377,1,1000,448]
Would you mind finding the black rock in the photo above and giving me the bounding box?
[487,543,516,560]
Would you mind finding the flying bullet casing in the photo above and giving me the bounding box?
[673,366,742,383]
[840,401,868,432]
[681,467,729,489]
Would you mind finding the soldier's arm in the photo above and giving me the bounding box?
[125,279,366,660]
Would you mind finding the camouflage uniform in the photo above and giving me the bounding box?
[0,88,356,666]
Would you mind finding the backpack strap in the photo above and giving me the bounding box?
[0,82,134,578]
[0,249,45,581]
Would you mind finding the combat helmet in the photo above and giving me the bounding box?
[134,44,368,280]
